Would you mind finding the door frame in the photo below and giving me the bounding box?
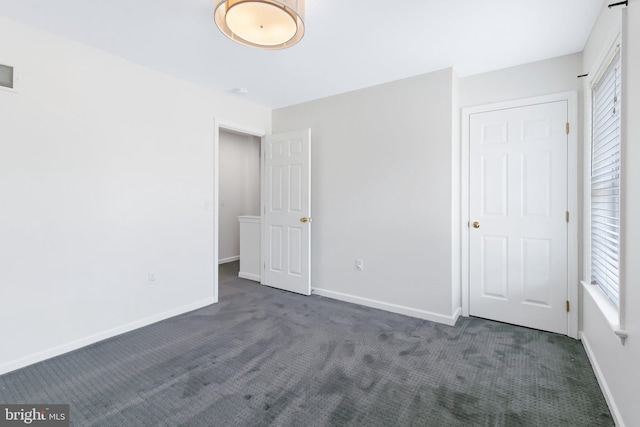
[213,118,266,303]
[461,92,579,338]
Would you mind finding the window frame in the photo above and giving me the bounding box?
[582,33,627,344]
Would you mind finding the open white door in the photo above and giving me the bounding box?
[469,101,568,335]
[262,129,311,295]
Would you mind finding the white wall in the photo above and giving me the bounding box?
[0,17,270,374]
[579,2,640,426]
[219,130,260,262]
[273,68,459,324]
[460,53,583,108]
[272,59,582,325]
[451,70,461,315]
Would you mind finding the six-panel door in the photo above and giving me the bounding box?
[262,129,311,295]
[469,101,568,334]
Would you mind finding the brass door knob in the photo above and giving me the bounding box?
[472,221,480,229]
[300,217,309,223]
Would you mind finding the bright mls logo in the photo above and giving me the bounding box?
[0,405,69,427]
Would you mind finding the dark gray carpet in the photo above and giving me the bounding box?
[0,267,613,426]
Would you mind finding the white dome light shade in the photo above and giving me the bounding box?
[227,2,296,46]
[214,0,305,50]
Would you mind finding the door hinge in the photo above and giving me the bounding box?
[566,211,569,223]
[566,122,570,135]
[566,300,570,312]
[263,262,266,270]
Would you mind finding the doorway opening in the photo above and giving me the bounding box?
[213,124,312,301]
[215,125,264,300]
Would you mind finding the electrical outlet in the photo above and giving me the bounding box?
[148,272,156,285]
[355,259,364,271]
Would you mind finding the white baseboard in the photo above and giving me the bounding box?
[580,332,625,427]
[451,306,462,324]
[0,297,216,376]
[312,287,461,326]
[219,256,240,264]
[238,272,261,282]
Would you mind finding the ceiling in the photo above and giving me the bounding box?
[0,0,605,109]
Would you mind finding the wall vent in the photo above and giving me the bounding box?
[0,64,16,91]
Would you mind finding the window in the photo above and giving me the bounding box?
[590,46,622,306]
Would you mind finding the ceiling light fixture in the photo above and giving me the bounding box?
[214,0,305,50]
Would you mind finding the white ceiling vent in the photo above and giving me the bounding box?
[0,64,16,92]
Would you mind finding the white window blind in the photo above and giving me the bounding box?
[591,47,622,306]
